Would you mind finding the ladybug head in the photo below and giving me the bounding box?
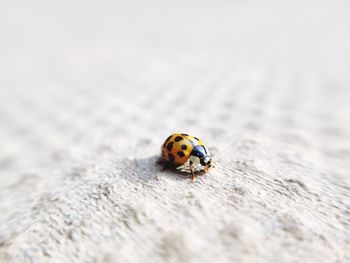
[200,156,212,167]
[190,145,212,167]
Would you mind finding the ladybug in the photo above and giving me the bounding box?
[161,133,212,181]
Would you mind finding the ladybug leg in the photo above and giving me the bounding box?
[189,160,196,182]
[199,165,210,176]
[190,167,195,182]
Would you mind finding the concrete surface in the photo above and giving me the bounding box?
[0,0,350,262]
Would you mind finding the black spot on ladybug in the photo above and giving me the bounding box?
[167,142,174,151]
[181,144,187,150]
[177,151,185,157]
[175,136,183,142]
[181,133,189,136]
[168,153,175,162]
[194,137,200,141]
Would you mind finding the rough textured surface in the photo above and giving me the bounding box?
[1,0,350,262]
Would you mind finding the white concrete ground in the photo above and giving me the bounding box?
[0,0,350,262]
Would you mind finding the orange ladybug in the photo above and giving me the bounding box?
[161,133,212,181]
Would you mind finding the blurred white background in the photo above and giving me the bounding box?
[0,0,350,262]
